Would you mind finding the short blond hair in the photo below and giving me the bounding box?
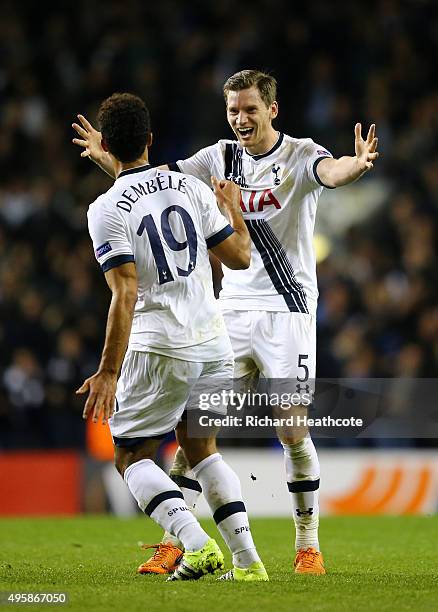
[223,70,277,108]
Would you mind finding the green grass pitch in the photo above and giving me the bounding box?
[1,516,437,611]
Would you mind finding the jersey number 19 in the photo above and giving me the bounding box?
[137,205,198,284]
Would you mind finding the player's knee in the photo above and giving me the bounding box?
[278,432,308,445]
[114,450,133,477]
[114,441,159,477]
[114,454,126,477]
[175,421,188,448]
[179,437,217,468]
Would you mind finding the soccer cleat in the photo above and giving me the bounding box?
[218,561,269,582]
[294,547,326,575]
[167,538,224,581]
[137,543,183,575]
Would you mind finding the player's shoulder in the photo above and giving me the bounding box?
[198,138,239,156]
[217,138,239,147]
[283,134,331,158]
[175,169,214,199]
[217,138,242,152]
[87,192,108,216]
[283,134,314,150]
[87,183,120,220]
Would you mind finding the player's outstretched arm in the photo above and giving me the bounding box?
[210,176,250,270]
[77,262,138,425]
[72,114,170,176]
[72,114,117,179]
[317,123,379,188]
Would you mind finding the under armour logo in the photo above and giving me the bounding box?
[272,165,281,185]
[296,508,313,517]
[296,384,310,394]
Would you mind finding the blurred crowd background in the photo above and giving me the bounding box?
[0,0,437,449]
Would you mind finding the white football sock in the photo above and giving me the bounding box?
[282,436,320,551]
[124,458,208,552]
[192,453,260,569]
[169,446,202,511]
[162,447,202,548]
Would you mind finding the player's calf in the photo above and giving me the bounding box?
[190,452,265,572]
[123,458,215,561]
[282,436,321,553]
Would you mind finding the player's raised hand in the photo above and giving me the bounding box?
[72,115,116,178]
[211,176,241,212]
[72,114,102,160]
[77,370,117,426]
[354,123,379,172]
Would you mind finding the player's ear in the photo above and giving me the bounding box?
[101,137,109,152]
[270,101,278,121]
[147,132,153,148]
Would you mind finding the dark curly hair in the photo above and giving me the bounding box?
[97,93,151,163]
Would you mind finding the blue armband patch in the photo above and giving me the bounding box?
[95,242,112,258]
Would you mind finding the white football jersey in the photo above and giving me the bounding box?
[87,165,234,361]
[173,133,333,315]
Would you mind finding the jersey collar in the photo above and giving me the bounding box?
[118,164,152,178]
[245,132,284,161]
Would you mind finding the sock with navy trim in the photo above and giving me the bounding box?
[192,453,260,568]
[282,436,320,551]
[162,447,202,548]
[124,458,208,552]
[169,447,202,511]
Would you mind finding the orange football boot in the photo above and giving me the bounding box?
[137,543,184,575]
[294,547,326,575]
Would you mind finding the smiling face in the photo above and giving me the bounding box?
[226,86,279,155]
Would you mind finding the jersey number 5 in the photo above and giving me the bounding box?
[137,205,198,284]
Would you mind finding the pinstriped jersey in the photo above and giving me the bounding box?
[175,133,332,315]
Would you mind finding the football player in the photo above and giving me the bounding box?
[77,92,268,582]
